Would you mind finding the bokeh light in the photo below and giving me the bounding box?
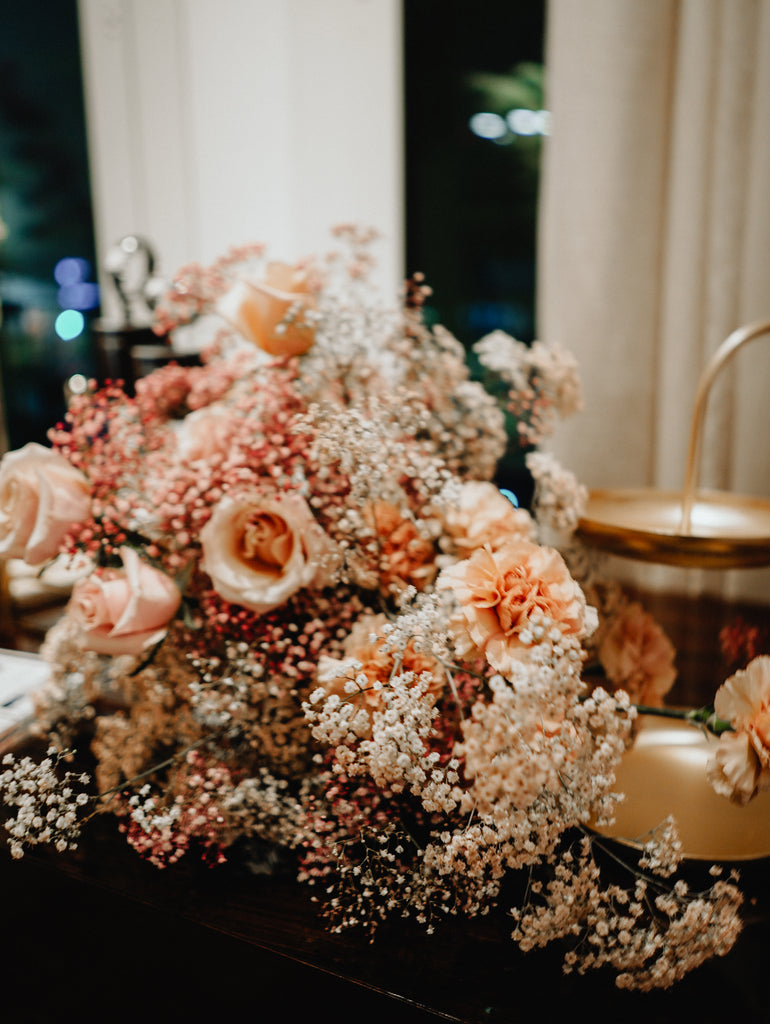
[55,309,85,341]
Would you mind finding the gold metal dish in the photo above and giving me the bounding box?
[576,320,770,568]
[594,715,770,861]
[577,487,770,568]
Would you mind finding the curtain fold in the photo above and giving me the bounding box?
[539,0,770,600]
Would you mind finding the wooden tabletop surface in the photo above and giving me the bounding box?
[2,589,769,1022]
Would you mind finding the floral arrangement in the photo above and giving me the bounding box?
[0,226,763,991]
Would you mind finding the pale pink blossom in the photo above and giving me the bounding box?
[175,405,236,463]
[708,655,770,805]
[200,492,335,613]
[598,602,676,707]
[442,480,535,557]
[437,539,590,675]
[0,442,90,564]
[69,546,181,656]
[217,261,316,357]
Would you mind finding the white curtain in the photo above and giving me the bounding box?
[77,0,404,320]
[539,0,770,600]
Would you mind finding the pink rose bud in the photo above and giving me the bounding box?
[69,547,181,656]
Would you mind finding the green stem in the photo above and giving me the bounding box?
[632,703,732,736]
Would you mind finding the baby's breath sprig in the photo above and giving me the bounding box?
[0,748,90,859]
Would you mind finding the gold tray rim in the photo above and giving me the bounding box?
[577,487,770,568]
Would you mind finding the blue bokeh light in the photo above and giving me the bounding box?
[54,256,91,287]
[57,281,100,311]
[500,488,520,508]
[55,309,85,341]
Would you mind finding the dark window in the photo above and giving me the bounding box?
[0,1,97,448]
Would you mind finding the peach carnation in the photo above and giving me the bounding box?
[598,602,677,707]
[316,613,444,732]
[366,502,436,593]
[707,655,770,805]
[443,480,535,557]
[437,539,590,675]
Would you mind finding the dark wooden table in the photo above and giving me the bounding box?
[2,767,769,1023]
[2,590,770,1023]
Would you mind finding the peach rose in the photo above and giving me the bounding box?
[217,261,316,357]
[365,502,436,592]
[437,539,590,675]
[0,442,90,565]
[598,602,676,707]
[316,613,444,732]
[707,656,770,805]
[200,492,336,613]
[443,480,535,557]
[69,546,181,656]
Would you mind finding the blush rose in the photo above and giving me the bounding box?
[200,492,336,614]
[217,261,316,357]
[437,539,591,675]
[707,655,770,805]
[69,546,181,656]
[175,405,235,463]
[0,442,91,565]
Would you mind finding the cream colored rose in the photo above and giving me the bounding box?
[437,539,590,675]
[69,546,181,656]
[598,601,676,707]
[0,442,90,564]
[707,655,770,805]
[200,492,335,613]
[217,261,316,357]
[443,480,535,557]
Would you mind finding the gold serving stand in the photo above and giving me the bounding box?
[577,320,770,859]
[577,320,770,569]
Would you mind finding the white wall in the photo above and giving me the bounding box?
[77,0,404,321]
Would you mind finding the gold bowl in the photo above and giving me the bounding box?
[594,715,770,861]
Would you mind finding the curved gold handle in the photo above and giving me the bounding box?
[679,319,770,533]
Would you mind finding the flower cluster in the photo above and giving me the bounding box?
[0,229,748,989]
[474,330,583,447]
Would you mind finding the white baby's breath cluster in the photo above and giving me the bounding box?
[0,748,90,858]
[526,449,588,533]
[510,836,743,991]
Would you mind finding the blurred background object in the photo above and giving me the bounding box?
[0,0,98,451]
